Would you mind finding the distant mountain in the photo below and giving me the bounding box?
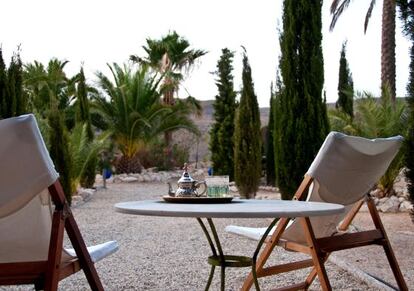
[195,100,270,127]
[182,100,270,163]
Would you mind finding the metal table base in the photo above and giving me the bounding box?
[197,217,278,291]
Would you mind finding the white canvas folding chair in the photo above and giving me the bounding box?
[226,132,408,291]
[0,114,118,291]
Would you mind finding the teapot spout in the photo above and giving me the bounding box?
[167,182,175,197]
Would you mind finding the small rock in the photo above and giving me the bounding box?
[379,196,400,213]
[121,176,139,183]
[359,204,369,212]
[379,197,389,204]
[78,188,94,202]
[371,188,385,198]
[71,195,83,206]
[399,201,413,212]
[112,176,122,183]
[229,185,238,193]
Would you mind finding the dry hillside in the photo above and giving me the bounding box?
[173,100,270,164]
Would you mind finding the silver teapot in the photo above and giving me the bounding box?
[168,163,207,197]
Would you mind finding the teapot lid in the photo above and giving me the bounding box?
[178,163,195,183]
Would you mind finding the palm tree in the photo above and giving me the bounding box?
[93,63,199,173]
[330,0,397,101]
[24,59,76,116]
[130,31,205,165]
[130,31,206,105]
[23,59,75,201]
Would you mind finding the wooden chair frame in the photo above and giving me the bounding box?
[241,175,408,291]
[0,181,104,291]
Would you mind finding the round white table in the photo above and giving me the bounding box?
[114,199,344,291]
[115,199,344,218]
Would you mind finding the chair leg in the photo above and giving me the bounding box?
[241,177,313,291]
[366,198,408,291]
[302,252,330,290]
[300,217,332,291]
[241,218,291,291]
[65,215,104,291]
[44,210,65,291]
[49,182,104,291]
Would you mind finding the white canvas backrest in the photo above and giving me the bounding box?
[307,131,403,205]
[0,114,58,218]
[282,132,403,243]
[0,114,59,263]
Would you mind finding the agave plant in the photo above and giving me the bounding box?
[329,88,407,195]
[93,63,199,173]
[69,123,110,190]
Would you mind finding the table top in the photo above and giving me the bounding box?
[114,199,344,219]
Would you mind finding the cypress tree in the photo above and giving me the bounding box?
[8,52,25,117]
[76,67,93,139]
[48,106,73,204]
[234,50,261,198]
[0,49,7,118]
[407,26,414,222]
[0,49,25,118]
[76,67,97,188]
[276,0,329,199]
[273,74,283,190]
[336,42,354,117]
[266,85,276,186]
[399,0,414,221]
[210,48,237,180]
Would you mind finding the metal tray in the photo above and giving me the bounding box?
[162,196,234,204]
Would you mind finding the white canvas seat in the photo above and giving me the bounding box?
[0,114,118,291]
[226,132,408,291]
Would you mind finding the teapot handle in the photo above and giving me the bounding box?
[195,181,207,196]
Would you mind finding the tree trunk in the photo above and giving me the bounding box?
[115,154,142,174]
[381,0,396,102]
[163,88,174,105]
[162,83,175,168]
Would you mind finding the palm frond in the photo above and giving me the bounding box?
[330,0,352,31]
[364,0,377,33]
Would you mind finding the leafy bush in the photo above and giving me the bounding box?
[137,140,190,171]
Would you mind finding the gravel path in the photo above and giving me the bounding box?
[2,182,404,290]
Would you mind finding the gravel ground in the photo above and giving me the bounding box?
[331,211,414,290]
[2,182,409,291]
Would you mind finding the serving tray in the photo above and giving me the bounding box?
[162,196,233,204]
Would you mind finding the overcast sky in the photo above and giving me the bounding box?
[1,0,411,107]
